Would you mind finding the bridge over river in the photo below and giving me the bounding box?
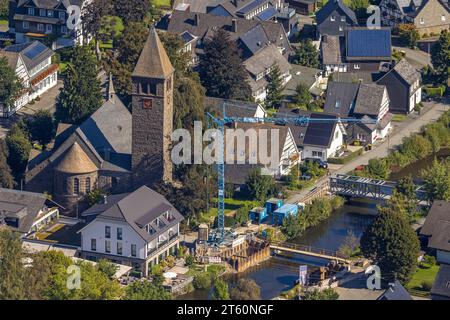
[329,174,427,201]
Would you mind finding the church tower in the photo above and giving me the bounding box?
[131,27,175,188]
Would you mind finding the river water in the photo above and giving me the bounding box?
[179,199,378,300]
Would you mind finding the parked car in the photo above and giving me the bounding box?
[304,158,328,169]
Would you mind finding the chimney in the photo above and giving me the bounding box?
[194,13,200,26]
[232,19,237,33]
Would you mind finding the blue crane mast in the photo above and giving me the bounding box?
[206,103,378,243]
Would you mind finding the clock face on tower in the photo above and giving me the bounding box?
[142,98,153,109]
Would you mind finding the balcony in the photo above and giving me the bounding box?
[147,233,179,257]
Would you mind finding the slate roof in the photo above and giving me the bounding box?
[164,11,290,54]
[132,27,174,79]
[353,84,386,116]
[3,41,54,72]
[346,28,392,60]
[323,82,359,117]
[393,0,424,15]
[81,193,130,217]
[391,59,421,85]
[17,0,84,9]
[239,24,270,55]
[431,264,450,299]
[0,51,20,69]
[283,64,323,99]
[256,5,278,20]
[302,113,340,147]
[316,0,357,25]
[244,44,291,77]
[0,188,49,234]
[204,96,265,118]
[83,186,184,242]
[378,280,413,300]
[321,35,344,65]
[420,200,450,252]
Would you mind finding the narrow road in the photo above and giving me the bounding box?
[287,101,449,204]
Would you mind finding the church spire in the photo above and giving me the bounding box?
[108,73,115,103]
[132,27,174,79]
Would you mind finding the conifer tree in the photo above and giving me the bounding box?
[266,64,284,108]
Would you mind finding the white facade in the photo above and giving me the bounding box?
[278,128,300,176]
[408,84,422,113]
[302,123,345,161]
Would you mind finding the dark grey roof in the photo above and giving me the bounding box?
[239,24,270,55]
[331,71,378,84]
[79,96,131,168]
[378,280,412,300]
[431,264,450,299]
[164,11,290,55]
[4,41,54,72]
[87,186,184,242]
[420,200,450,252]
[81,193,129,216]
[353,84,386,116]
[17,0,84,9]
[225,164,261,185]
[204,96,264,118]
[173,0,225,13]
[244,44,291,77]
[0,188,48,234]
[302,113,340,148]
[391,59,421,85]
[316,0,357,25]
[321,35,344,65]
[283,64,323,99]
[323,82,359,117]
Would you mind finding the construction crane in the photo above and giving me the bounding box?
[206,103,378,243]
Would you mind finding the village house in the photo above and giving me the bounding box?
[204,96,267,120]
[0,40,57,117]
[379,0,450,36]
[282,64,325,102]
[8,0,89,48]
[321,28,392,75]
[79,185,184,276]
[0,188,60,236]
[431,264,450,300]
[160,10,292,62]
[323,82,393,144]
[420,200,450,264]
[243,44,292,101]
[315,0,358,38]
[301,113,346,161]
[286,0,318,15]
[377,59,422,114]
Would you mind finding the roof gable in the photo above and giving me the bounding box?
[302,113,340,148]
[316,0,358,25]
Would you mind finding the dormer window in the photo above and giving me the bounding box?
[28,8,34,15]
[331,16,335,21]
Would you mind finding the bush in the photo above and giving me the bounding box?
[185,254,195,267]
[421,280,433,291]
[423,255,437,267]
[193,273,212,290]
[328,148,363,164]
[424,85,445,97]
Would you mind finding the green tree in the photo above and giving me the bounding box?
[199,29,252,101]
[0,0,8,18]
[0,57,24,113]
[211,278,230,300]
[234,205,250,226]
[287,165,300,189]
[0,229,25,300]
[55,46,102,124]
[6,124,32,180]
[266,64,284,108]
[291,40,319,68]
[0,140,14,188]
[303,288,339,300]
[245,168,276,201]
[431,30,450,85]
[397,24,420,48]
[293,83,312,110]
[29,110,55,148]
[281,214,307,239]
[193,273,212,290]
[396,175,419,220]
[124,281,171,300]
[230,278,261,300]
[364,158,390,179]
[114,0,150,22]
[96,259,119,279]
[360,195,420,283]
[421,159,450,202]
[82,0,114,45]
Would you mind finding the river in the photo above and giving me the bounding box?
[179,199,378,300]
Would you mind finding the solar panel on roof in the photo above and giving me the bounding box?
[347,29,391,58]
[24,42,48,60]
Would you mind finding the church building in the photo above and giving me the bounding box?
[25,28,175,214]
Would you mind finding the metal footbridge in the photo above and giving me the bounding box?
[329,174,427,201]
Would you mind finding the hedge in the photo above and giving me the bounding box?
[328,148,363,164]
[424,85,445,97]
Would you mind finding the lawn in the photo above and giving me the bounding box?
[153,0,172,8]
[406,263,439,297]
[199,197,260,223]
[392,114,408,122]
